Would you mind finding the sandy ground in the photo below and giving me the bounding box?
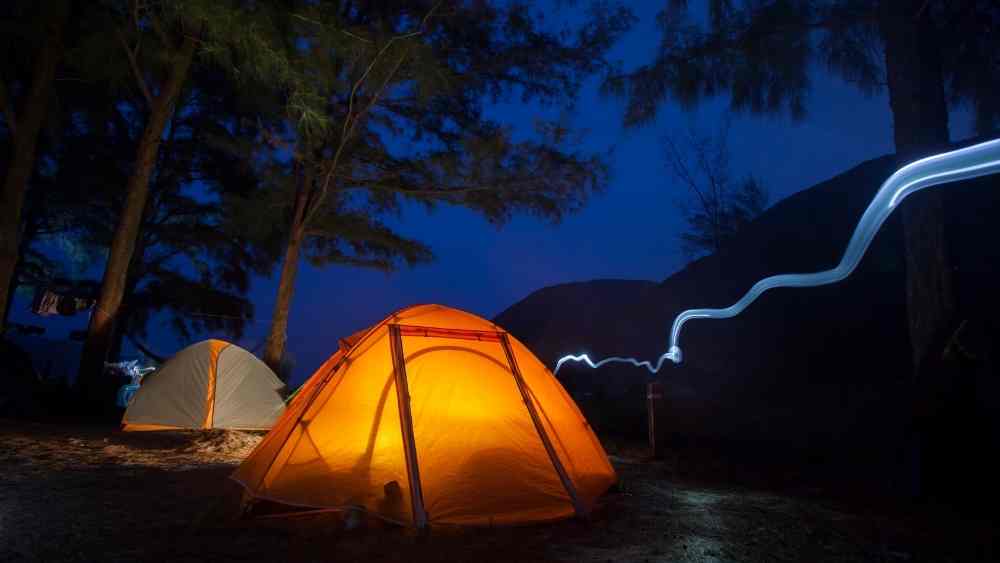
[1,421,996,562]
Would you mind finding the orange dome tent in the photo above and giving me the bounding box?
[231,304,616,528]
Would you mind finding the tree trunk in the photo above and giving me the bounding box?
[881,0,954,370]
[880,0,954,499]
[263,175,311,378]
[882,0,955,373]
[78,36,197,388]
[0,1,69,330]
[2,261,17,328]
[109,245,146,363]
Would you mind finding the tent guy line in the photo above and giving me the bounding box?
[90,303,272,324]
[554,138,1000,375]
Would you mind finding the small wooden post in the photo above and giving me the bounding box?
[647,381,663,458]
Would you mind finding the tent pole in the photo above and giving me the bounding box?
[499,333,586,517]
[246,326,383,509]
[389,324,429,531]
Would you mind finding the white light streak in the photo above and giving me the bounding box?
[555,138,1000,375]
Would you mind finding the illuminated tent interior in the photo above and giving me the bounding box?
[122,340,286,431]
[231,304,616,528]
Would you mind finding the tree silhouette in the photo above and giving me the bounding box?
[662,122,768,258]
[207,0,633,372]
[604,0,1000,378]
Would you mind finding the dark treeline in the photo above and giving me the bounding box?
[3,0,999,432]
[603,0,1000,386]
[0,0,633,407]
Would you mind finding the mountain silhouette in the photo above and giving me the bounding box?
[496,138,1000,496]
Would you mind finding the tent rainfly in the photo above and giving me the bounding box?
[231,304,616,528]
[122,340,286,431]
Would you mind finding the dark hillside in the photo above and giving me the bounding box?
[495,140,1000,501]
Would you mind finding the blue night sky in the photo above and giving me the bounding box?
[10,2,976,386]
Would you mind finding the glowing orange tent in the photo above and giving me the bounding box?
[231,304,616,528]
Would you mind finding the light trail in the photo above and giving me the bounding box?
[553,351,678,375]
[555,138,1000,375]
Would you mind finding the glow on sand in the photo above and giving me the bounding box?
[555,138,1000,375]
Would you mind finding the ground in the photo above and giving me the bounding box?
[0,421,996,562]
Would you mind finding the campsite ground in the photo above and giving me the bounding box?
[1,421,996,562]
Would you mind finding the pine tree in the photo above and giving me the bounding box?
[0,0,71,330]
[77,79,272,357]
[204,0,634,372]
[74,1,349,386]
[662,122,768,258]
[7,56,273,366]
[75,0,199,386]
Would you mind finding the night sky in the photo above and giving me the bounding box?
[10,2,976,386]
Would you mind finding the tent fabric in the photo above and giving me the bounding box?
[231,304,616,528]
[122,340,286,431]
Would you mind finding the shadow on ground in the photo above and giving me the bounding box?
[1,421,996,562]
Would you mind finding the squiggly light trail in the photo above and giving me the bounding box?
[555,138,1000,375]
[554,352,676,375]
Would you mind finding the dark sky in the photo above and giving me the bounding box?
[11,2,976,386]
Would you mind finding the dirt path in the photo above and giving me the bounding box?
[1,421,995,562]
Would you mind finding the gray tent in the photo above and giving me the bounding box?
[122,340,286,431]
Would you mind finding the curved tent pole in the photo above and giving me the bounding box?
[499,333,585,518]
[389,324,429,531]
[242,322,392,511]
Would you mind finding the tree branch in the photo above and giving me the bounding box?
[291,13,374,43]
[0,75,16,135]
[344,183,492,196]
[303,0,444,227]
[663,133,711,212]
[258,118,303,159]
[117,28,154,107]
[147,12,177,54]
[914,0,932,19]
[336,177,553,197]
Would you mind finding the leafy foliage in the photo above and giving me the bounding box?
[603,0,1000,134]
[17,70,271,345]
[193,0,631,295]
[6,1,634,363]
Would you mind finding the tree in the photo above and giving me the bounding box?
[210,0,634,372]
[2,60,270,360]
[603,0,1000,381]
[662,122,768,258]
[75,0,199,385]
[0,134,105,329]
[74,81,271,360]
[75,0,334,385]
[229,154,436,378]
[0,0,71,330]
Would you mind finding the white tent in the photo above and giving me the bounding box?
[122,340,285,431]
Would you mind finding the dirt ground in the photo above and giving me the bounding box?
[1,421,996,562]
